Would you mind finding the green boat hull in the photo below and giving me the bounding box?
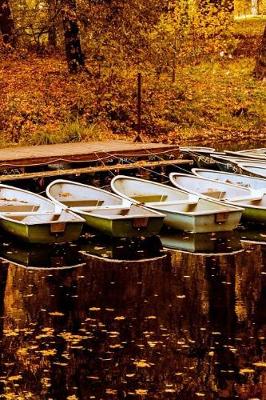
[0,219,84,244]
[157,209,242,233]
[80,212,164,237]
[241,206,266,224]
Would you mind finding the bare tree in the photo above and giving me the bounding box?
[254,24,266,80]
[62,0,85,73]
[0,0,15,46]
[47,0,58,48]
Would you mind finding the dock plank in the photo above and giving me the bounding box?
[0,141,179,167]
[0,159,192,182]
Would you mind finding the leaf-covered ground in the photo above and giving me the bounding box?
[0,18,265,148]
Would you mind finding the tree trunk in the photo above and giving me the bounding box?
[251,0,258,15]
[48,0,57,48]
[254,24,266,80]
[62,0,85,73]
[0,0,15,46]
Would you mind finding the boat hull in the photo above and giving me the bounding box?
[236,205,266,224]
[151,207,242,233]
[0,219,84,244]
[78,212,164,237]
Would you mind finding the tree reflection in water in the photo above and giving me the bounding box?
[0,241,265,399]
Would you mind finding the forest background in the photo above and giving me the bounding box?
[0,0,265,148]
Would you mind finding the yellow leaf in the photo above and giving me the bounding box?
[8,375,22,382]
[134,360,151,368]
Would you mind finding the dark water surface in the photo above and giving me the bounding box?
[0,231,265,400]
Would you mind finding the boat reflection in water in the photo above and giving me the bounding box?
[0,240,86,269]
[79,233,166,262]
[239,225,266,245]
[160,229,243,255]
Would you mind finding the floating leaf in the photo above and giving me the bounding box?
[134,360,151,368]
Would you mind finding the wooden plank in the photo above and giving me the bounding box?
[0,141,179,166]
[0,159,192,182]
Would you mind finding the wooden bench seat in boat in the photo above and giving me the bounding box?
[132,194,168,203]
[201,190,226,199]
[71,204,130,212]
[148,200,198,206]
[0,203,39,212]
[63,199,104,207]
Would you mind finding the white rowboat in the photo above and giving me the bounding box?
[46,179,164,237]
[111,175,242,233]
[170,173,266,224]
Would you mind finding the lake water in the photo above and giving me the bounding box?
[0,228,265,399]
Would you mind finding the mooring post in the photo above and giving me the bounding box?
[134,72,143,142]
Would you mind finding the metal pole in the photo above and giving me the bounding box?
[137,72,142,139]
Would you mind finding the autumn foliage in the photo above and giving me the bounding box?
[0,1,265,146]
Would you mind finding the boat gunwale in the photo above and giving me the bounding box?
[225,150,266,161]
[192,168,266,187]
[0,212,85,225]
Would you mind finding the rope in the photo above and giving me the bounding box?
[94,152,116,177]
[145,149,193,175]
[100,150,170,181]
[0,148,176,169]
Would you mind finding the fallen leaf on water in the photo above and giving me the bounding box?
[106,389,117,395]
[253,362,266,368]
[8,375,22,382]
[135,389,148,395]
[134,360,151,368]
[49,311,64,317]
[39,349,57,356]
[240,368,255,374]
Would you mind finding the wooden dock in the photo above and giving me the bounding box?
[0,140,192,182]
[0,141,179,167]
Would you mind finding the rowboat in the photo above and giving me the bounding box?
[46,179,164,237]
[237,148,266,156]
[0,184,84,244]
[111,175,242,233]
[192,169,266,191]
[180,147,216,168]
[209,153,261,173]
[237,163,266,178]
[225,150,266,161]
[180,146,215,155]
[160,230,243,255]
[169,173,266,224]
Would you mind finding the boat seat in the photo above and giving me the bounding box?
[132,194,168,203]
[63,199,104,207]
[201,190,226,199]
[2,211,54,216]
[71,205,130,211]
[0,204,39,212]
[149,200,198,206]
